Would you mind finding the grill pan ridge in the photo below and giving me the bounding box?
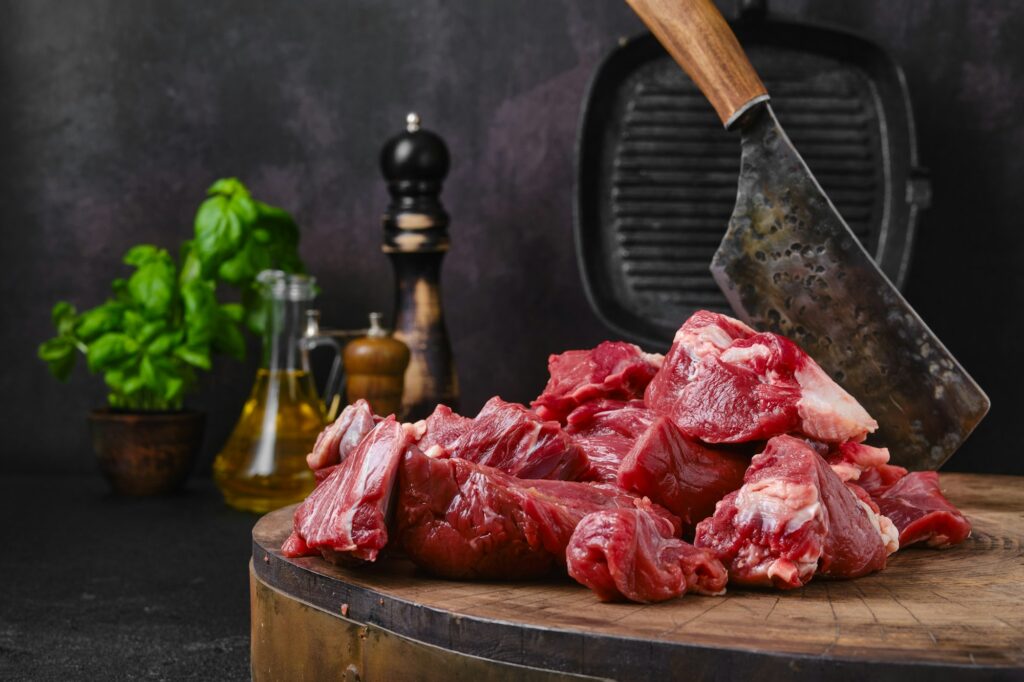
[575,20,929,349]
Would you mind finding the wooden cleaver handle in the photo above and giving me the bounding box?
[626,0,769,128]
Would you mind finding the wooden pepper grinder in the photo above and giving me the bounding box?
[380,112,459,420]
[343,312,410,417]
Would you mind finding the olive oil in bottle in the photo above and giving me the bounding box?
[213,272,326,513]
[213,368,323,513]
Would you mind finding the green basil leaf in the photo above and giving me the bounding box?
[219,303,244,322]
[103,368,125,392]
[127,249,176,318]
[212,313,246,361]
[255,205,304,274]
[75,302,124,341]
[111,278,132,304]
[121,310,145,336]
[194,195,246,276]
[207,177,251,198]
[122,373,146,395]
[140,354,158,390]
[38,336,72,362]
[87,333,139,372]
[51,301,78,334]
[138,319,166,344]
[123,244,160,267]
[178,241,202,285]
[181,280,216,348]
[148,330,183,356]
[163,375,185,403]
[214,243,253,284]
[217,236,273,285]
[38,337,76,381]
[193,179,259,278]
[253,227,274,245]
[256,204,300,248]
[174,345,211,370]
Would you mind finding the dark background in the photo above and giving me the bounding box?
[2,0,1021,477]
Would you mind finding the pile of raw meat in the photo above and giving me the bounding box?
[282,311,971,603]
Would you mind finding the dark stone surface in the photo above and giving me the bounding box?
[1,0,1021,475]
[0,475,254,680]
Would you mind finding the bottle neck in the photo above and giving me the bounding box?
[262,296,311,373]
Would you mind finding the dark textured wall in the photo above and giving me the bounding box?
[2,1,1020,475]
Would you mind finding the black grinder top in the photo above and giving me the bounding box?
[380,112,451,254]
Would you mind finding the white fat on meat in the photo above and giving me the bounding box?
[829,461,862,482]
[404,420,428,441]
[829,443,891,482]
[423,444,446,459]
[733,478,824,584]
[856,499,900,555]
[718,343,771,368]
[676,318,755,360]
[641,351,665,369]
[794,362,878,443]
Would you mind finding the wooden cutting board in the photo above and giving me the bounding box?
[250,473,1024,681]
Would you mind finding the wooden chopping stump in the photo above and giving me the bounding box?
[250,473,1024,681]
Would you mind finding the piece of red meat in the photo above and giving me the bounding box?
[565,399,655,483]
[532,341,663,423]
[617,417,749,533]
[394,447,679,580]
[694,435,897,589]
[444,397,590,480]
[565,398,649,431]
[282,416,413,564]
[567,503,728,603]
[857,463,910,497]
[305,399,376,473]
[823,441,891,482]
[816,439,909,498]
[872,472,971,549]
[645,311,877,444]
[412,404,474,457]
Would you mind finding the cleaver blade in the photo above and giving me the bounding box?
[626,0,990,468]
[712,103,989,469]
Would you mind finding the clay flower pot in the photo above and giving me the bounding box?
[88,409,205,496]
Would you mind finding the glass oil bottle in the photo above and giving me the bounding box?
[214,271,332,513]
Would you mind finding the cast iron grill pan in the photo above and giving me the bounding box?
[576,22,929,348]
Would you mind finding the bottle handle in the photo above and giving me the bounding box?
[301,310,347,422]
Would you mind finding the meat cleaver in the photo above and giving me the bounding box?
[625,0,989,469]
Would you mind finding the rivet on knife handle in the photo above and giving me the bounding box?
[625,0,769,128]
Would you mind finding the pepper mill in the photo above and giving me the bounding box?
[343,312,410,418]
[380,112,459,420]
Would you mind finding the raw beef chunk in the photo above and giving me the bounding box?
[819,439,910,499]
[444,397,590,481]
[565,399,656,482]
[305,399,376,473]
[856,463,910,497]
[567,503,728,603]
[695,435,897,589]
[413,404,474,457]
[824,441,892,482]
[645,311,877,444]
[532,341,663,423]
[283,416,412,564]
[617,417,749,533]
[872,472,971,548]
[395,448,679,580]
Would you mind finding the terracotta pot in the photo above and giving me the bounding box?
[88,408,205,496]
